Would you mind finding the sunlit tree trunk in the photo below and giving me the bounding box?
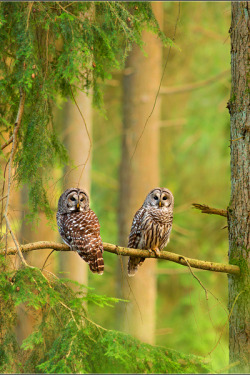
[117,2,163,345]
[58,90,92,287]
[16,185,57,343]
[227,2,249,373]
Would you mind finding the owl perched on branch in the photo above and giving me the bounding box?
[56,188,104,275]
[127,187,174,276]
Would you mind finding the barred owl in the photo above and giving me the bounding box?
[127,187,174,276]
[56,188,104,275]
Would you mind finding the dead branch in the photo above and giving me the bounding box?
[160,70,229,95]
[179,256,208,300]
[4,214,30,267]
[1,136,13,151]
[192,203,227,217]
[4,88,25,218]
[12,88,26,155]
[2,240,240,276]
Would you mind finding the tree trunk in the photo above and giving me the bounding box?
[117,2,163,345]
[58,90,92,287]
[228,2,249,373]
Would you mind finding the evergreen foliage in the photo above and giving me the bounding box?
[0,255,211,374]
[0,1,170,220]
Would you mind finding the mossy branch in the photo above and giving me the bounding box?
[2,241,240,276]
[192,203,227,217]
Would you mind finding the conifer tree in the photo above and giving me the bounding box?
[0,1,168,221]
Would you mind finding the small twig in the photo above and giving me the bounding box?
[207,290,245,356]
[41,249,54,271]
[1,136,13,151]
[130,2,181,162]
[2,241,241,276]
[0,195,7,203]
[160,70,230,95]
[69,85,92,187]
[230,136,244,142]
[3,89,26,265]
[192,203,227,218]
[215,360,241,374]
[4,88,26,219]
[179,256,208,300]
[26,2,34,31]
[12,88,26,156]
[4,213,30,267]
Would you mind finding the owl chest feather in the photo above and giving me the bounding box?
[57,210,101,249]
[141,208,172,250]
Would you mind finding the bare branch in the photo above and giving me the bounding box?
[179,256,208,299]
[4,88,26,218]
[2,240,240,276]
[192,203,227,217]
[1,136,13,151]
[4,214,30,267]
[160,70,230,95]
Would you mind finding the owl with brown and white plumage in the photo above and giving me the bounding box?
[127,187,174,276]
[56,188,104,275]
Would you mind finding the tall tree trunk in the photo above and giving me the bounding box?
[117,2,163,345]
[228,2,249,373]
[59,90,92,287]
[16,187,57,343]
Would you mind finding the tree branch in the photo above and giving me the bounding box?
[160,70,230,95]
[192,203,227,217]
[1,88,26,152]
[1,136,13,151]
[2,241,240,276]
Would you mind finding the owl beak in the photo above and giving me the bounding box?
[159,201,162,207]
[76,203,80,209]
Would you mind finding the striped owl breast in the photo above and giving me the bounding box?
[142,209,170,249]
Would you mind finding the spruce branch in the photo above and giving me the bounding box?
[2,240,240,276]
[1,136,13,151]
[192,203,227,217]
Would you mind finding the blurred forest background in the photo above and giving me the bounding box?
[1,1,232,373]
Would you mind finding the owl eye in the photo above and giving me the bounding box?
[80,197,84,202]
[162,196,167,201]
[70,196,76,202]
[153,196,158,200]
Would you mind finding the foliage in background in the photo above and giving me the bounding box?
[0,256,211,374]
[0,1,170,220]
[90,2,231,371]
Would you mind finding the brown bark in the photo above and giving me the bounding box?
[228,2,249,372]
[117,2,163,344]
[192,203,227,217]
[3,241,240,276]
[58,90,92,287]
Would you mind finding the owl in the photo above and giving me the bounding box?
[56,188,104,275]
[127,187,174,276]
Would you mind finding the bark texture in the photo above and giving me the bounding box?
[228,2,249,372]
[3,240,241,276]
[117,2,163,345]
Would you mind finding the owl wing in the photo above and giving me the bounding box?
[62,210,104,275]
[128,207,147,249]
[127,207,147,276]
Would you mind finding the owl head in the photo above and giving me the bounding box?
[58,188,90,214]
[143,187,174,210]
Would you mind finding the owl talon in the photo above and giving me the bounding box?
[151,248,161,257]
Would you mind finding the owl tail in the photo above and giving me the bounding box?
[89,249,104,275]
[128,257,145,277]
